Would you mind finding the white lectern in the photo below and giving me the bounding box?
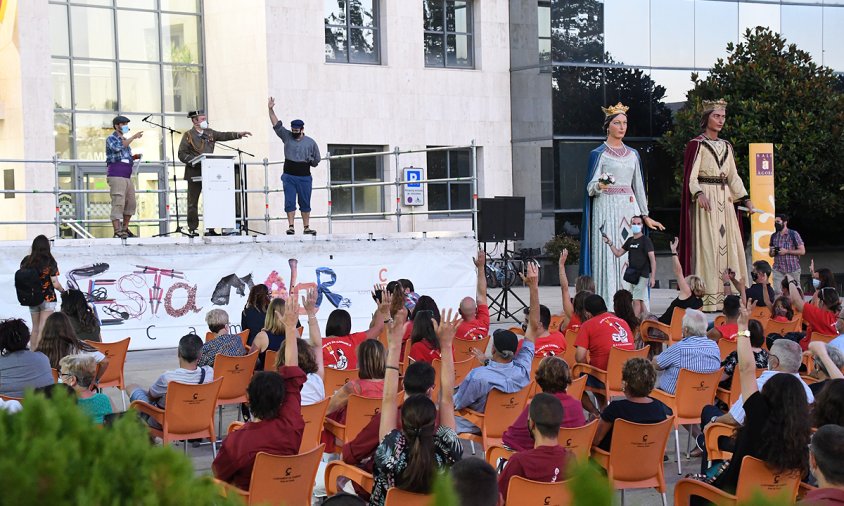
[189,154,236,229]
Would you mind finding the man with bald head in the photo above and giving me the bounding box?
[456,250,490,341]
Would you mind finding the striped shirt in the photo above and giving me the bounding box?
[654,335,721,394]
[148,366,214,408]
[769,229,803,273]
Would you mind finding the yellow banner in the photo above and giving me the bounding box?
[749,143,775,264]
[0,0,18,50]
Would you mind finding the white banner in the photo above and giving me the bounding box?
[2,235,477,350]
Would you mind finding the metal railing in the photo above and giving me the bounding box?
[0,141,478,239]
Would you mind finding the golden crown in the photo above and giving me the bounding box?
[601,102,629,117]
[702,99,728,112]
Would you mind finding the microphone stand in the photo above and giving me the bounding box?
[143,116,190,237]
[205,137,264,236]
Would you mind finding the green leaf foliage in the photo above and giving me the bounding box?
[660,27,844,227]
[0,389,241,506]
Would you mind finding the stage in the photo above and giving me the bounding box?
[2,232,477,350]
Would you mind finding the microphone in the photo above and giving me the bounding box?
[142,114,152,121]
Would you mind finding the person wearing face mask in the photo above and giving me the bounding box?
[603,215,656,316]
[769,213,805,291]
[177,109,252,237]
[268,97,322,236]
[105,115,143,238]
[746,260,776,306]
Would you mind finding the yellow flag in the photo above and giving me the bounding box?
[0,0,18,51]
[749,143,775,264]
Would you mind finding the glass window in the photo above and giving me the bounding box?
[74,113,116,160]
[553,66,605,136]
[554,141,594,210]
[694,0,738,69]
[424,0,474,68]
[427,147,472,213]
[118,10,160,62]
[324,0,380,64]
[781,5,823,65]
[50,4,70,57]
[650,0,693,67]
[72,60,117,111]
[823,6,844,70]
[738,2,780,35]
[539,1,551,66]
[163,64,203,113]
[603,0,649,66]
[328,145,385,217]
[540,147,555,210]
[119,63,162,112]
[161,0,200,13]
[123,115,163,160]
[550,0,604,63]
[52,59,72,110]
[70,5,115,60]
[117,0,157,9]
[54,112,73,159]
[72,0,111,6]
[161,13,202,64]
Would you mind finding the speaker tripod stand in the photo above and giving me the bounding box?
[484,240,528,323]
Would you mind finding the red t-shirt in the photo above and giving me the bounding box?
[501,392,586,452]
[322,332,368,370]
[516,331,567,357]
[498,445,570,499]
[456,303,490,341]
[574,313,634,371]
[802,303,838,349]
[716,323,738,342]
[212,366,306,490]
[564,314,581,334]
[408,340,442,364]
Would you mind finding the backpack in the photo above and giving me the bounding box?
[14,267,45,307]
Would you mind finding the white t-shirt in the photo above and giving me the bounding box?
[728,370,814,424]
[301,372,325,406]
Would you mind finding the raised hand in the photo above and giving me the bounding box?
[737,299,751,330]
[670,237,679,254]
[558,248,569,268]
[434,308,461,348]
[520,262,539,288]
[283,292,300,328]
[473,249,484,269]
[301,287,317,315]
[377,287,392,315]
[268,97,275,109]
[386,307,407,347]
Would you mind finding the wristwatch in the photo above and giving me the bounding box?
[737,330,751,338]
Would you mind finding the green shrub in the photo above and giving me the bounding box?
[0,389,241,505]
[544,234,581,264]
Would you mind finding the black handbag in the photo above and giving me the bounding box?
[623,266,641,284]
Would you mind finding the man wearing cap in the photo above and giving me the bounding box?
[177,110,251,236]
[105,115,143,238]
[453,264,539,435]
[268,97,321,235]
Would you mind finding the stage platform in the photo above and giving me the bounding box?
[1,232,476,350]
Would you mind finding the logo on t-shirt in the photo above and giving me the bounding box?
[609,320,629,343]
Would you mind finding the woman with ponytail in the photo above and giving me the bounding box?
[370,293,463,505]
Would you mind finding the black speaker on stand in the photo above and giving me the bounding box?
[478,196,527,322]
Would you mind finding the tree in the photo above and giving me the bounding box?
[660,27,844,229]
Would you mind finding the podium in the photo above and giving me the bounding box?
[189,154,236,229]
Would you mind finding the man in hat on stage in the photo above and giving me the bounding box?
[177,110,251,236]
[268,97,321,235]
[105,115,143,238]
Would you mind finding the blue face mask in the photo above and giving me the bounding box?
[813,279,821,289]
[120,125,130,134]
[630,224,643,235]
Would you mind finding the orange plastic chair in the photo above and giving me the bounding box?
[324,461,375,496]
[485,444,514,469]
[674,456,800,505]
[765,317,802,336]
[641,307,685,346]
[566,374,587,402]
[262,349,279,371]
[205,331,216,343]
[549,315,564,332]
[130,378,223,457]
[324,394,383,448]
[506,476,571,506]
[571,346,650,401]
[813,332,837,344]
[219,444,325,505]
[237,328,250,347]
[458,386,530,449]
[51,368,59,383]
[650,368,722,474]
[300,398,329,453]
[431,356,475,401]
[530,354,545,379]
[714,315,726,327]
[87,337,130,410]
[751,306,771,319]
[558,419,599,462]
[453,334,490,363]
[324,367,358,396]
[215,351,259,435]
[591,417,674,505]
[718,339,737,361]
[384,488,432,506]
[801,374,820,385]
[508,326,525,336]
[0,394,22,402]
[703,422,736,463]
[715,368,764,408]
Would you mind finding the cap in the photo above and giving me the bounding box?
[112,115,130,126]
[291,119,305,128]
[492,329,519,356]
[187,110,205,119]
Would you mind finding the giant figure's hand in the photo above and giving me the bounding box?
[697,194,712,212]
[643,216,665,231]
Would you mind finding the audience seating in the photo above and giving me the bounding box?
[717,339,737,361]
[673,456,800,505]
[591,417,674,506]
[764,318,802,336]
[218,444,325,505]
[51,368,59,383]
[558,419,599,462]
[751,306,771,319]
[572,346,650,401]
[323,367,358,397]
[715,368,764,408]
[485,444,514,469]
[86,337,130,410]
[300,398,330,453]
[458,386,530,449]
[813,332,837,344]
[431,356,474,401]
[650,368,723,474]
[384,487,432,506]
[237,329,250,347]
[549,315,564,332]
[324,394,384,448]
[703,422,736,464]
[452,334,490,364]
[714,315,726,328]
[130,378,223,457]
[262,349,278,371]
[215,351,259,436]
[324,461,375,496]
[641,308,685,347]
[505,476,571,506]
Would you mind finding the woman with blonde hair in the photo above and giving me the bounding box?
[58,354,113,424]
[250,297,288,370]
[658,237,705,325]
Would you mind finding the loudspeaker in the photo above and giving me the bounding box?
[478,196,525,242]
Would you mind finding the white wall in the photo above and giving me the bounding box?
[206,0,513,235]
